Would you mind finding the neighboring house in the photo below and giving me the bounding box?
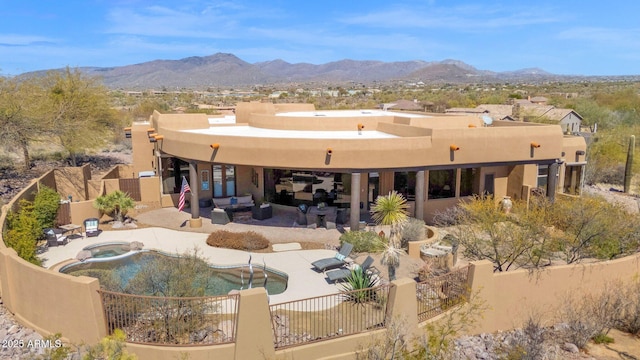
[519,105,583,134]
[476,104,514,121]
[130,102,587,229]
[449,102,583,134]
[444,107,487,116]
[382,99,424,112]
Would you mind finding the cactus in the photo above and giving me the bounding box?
[624,135,635,193]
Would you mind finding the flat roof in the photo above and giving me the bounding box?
[182,125,399,139]
[276,109,431,118]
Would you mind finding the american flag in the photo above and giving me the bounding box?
[178,176,191,212]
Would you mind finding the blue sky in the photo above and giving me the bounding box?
[2,1,640,76]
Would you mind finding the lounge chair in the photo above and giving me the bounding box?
[311,242,354,272]
[84,218,100,237]
[44,228,68,247]
[326,255,375,283]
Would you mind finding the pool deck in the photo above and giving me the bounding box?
[41,227,348,304]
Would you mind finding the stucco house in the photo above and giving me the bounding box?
[129,102,587,229]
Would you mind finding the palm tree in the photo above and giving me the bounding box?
[371,191,409,281]
[94,190,135,223]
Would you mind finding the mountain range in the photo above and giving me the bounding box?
[28,53,601,89]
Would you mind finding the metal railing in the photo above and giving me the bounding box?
[269,284,392,349]
[416,265,470,322]
[98,290,239,346]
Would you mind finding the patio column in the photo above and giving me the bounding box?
[189,161,202,228]
[415,170,425,220]
[350,173,361,231]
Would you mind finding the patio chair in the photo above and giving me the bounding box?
[326,255,375,283]
[84,218,100,237]
[44,228,68,247]
[311,242,354,272]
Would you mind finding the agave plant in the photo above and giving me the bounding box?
[340,267,379,303]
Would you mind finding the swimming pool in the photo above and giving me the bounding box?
[60,249,288,296]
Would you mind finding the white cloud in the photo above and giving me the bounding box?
[0,34,57,46]
[341,4,562,31]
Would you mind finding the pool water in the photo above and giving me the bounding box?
[87,243,131,258]
[60,251,288,296]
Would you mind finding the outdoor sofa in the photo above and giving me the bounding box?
[213,195,254,209]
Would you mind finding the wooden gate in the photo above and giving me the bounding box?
[119,179,141,201]
[56,202,71,226]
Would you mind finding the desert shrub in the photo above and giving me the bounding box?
[415,258,450,281]
[4,199,41,265]
[339,230,385,253]
[557,284,624,349]
[124,248,217,297]
[81,329,137,360]
[499,316,548,360]
[400,217,425,248]
[33,185,61,230]
[206,230,269,250]
[70,269,122,292]
[615,279,640,334]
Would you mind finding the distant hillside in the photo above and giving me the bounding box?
[20,53,586,89]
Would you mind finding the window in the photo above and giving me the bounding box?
[428,169,456,199]
[537,165,549,194]
[394,171,416,200]
[265,169,348,207]
[460,168,479,197]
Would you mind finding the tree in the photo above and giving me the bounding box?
[0,77,48,170]
[42,67,115,166]
[93,190,135,223]
[371,191,409,281]
[439,195,551,272]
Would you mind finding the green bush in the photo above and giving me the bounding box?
[401,217,425,248]
[206,230,270,250]
[339,231,385,253]
[34,185,61,230]
[5,200,42,265]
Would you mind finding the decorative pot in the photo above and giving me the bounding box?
[501,196,513,214]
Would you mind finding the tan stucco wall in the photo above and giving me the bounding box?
[69,200,100,225]
[0,180,106,344]
[54,166,90,201]
[469,256,640,334]
[148,107,585,171]
[131,122,156,176]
